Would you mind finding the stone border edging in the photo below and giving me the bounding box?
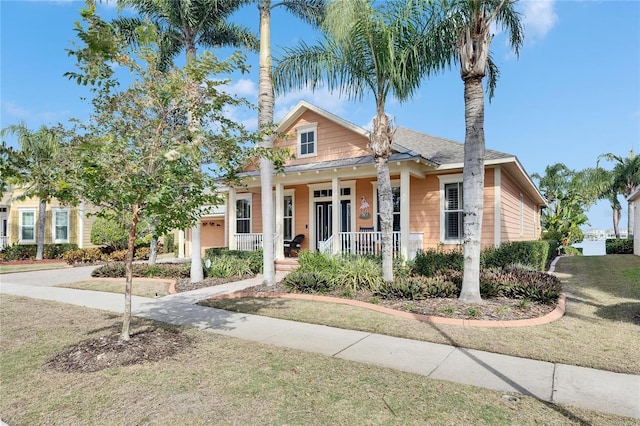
[207,291,566,328]
[88,277,177,294]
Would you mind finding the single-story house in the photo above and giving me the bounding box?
[0,187,98,250]
[186,101,546,261]
[627,187,640,256]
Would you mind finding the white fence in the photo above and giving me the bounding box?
[0,236,7,250]
[233,233,278,252]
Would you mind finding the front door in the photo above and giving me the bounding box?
[315,201,332,250]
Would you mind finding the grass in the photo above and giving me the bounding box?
[59,279,172,298]
[202,255,640,375]
[0,262,68,274]
[1,295,635,425]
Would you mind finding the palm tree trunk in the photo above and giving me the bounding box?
[459,76,485,304]
[36,199,46,260]
[185,42,204,283]
[121,203,140,342]
[370,110,393,282]
[613,207,621,238]
[258,0,275,286]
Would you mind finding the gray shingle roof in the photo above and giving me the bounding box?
[392,126,513,166]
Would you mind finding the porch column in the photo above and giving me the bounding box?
[332,176,340,254]
[400,169,410,260]
[178,230,185,258]
[275,183,285,259]
[228,187,237,250]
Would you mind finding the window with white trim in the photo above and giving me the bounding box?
[236,195,251,234]
[53,209,70,243]
[297,124,317,158]
[19,209,36,243]
[284,195,294,241]
[444,183,463,240]
[376,186,401,231]
[438,174,464,243]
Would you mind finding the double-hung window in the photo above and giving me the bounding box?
[236,196,251,234]
[53,209,70,243]
[439,174,464,243]
[19,209,36,243]
[284,195,294,241]
[297,124,317,158]
[444,183,463,240]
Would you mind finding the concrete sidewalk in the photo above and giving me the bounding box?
[1,268,638,419]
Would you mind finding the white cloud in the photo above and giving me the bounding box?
[520,0,558,42]
[1,100,70,127]
[222,78,257,98]
[274,85,348,121]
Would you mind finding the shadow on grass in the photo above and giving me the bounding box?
[596,302,640,325]
[426,322,594,426]
[198,297,290,315]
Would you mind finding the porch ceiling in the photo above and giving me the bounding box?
[239,154,432,187]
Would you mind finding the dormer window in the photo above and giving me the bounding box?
[297,123,317,158]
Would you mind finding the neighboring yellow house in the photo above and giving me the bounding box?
[186,101,546,260]
[0,188,98,250]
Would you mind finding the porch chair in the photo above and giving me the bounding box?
[284,234,305,257]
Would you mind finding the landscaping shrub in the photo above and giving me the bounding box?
[1,243,78,261]
[375,275,459,300]
[493,267,562,304]
[606,238,633,254]
[562,245,583,256]
[481,241,551,271]
[164,233,175,254]
[282,270,333,294]
[108,249,128,261]
[91,262,190,279]
[333,256,383,292]
[63,248,104,265]
[90,217,128,251]
[204,255,253,278]
[412,248,463,276]
[134,247,150,260]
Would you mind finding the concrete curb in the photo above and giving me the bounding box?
[207,292,566,328]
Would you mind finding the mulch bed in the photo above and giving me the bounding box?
[179,277,557,322]
[44,328,192,373]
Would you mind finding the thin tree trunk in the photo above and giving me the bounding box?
[459,77,485,304]
[613,208,621,238]
[148,237,158,266]
[121,203,140,342]
[258,1,275,286]
[36,199,46,260]
[370,110,393,282]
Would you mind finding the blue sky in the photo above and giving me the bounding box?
[1,0,639,231]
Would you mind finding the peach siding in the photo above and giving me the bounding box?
[278,110,370,166]
[287,184,310,251]
[500,172,539,242]
[201,219,225,254]
[409,175,440,250]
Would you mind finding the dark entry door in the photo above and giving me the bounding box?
[315,201,332,250]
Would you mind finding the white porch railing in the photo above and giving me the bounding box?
[0,236,8,250]
[233,233,278,252]
[319,231,423,260]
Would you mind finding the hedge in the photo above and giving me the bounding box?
[0,243,78,261]
[606,238,634,254]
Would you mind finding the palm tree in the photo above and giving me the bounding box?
[274,0,439,282]
[1,123,64,260]
[116,0,257,283]
[256,0,325,286]
[433,0,524,303]
[598,150,640,237]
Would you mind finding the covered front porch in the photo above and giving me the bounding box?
[225,158,427,261]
